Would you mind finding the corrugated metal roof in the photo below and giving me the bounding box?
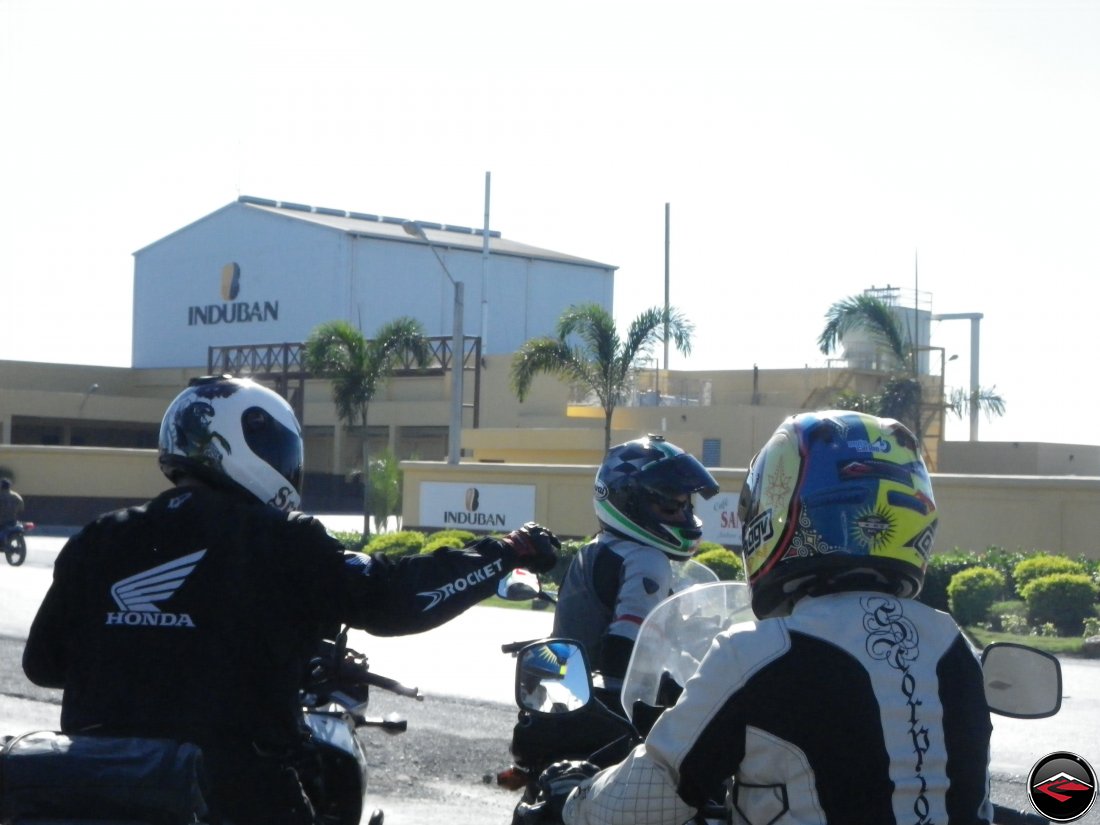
[236,195,616,270]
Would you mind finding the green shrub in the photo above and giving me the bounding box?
[695,547,744,581]
[947,567,1005,626]
[919,553,977,612]
[971,547,1031,594]
[984,600,1027,633]
[365,530,426,558]
[421,530,478,553]
[1020,573,1099,636]
[543,538,588,589]
[1083,616,1100,638]
[1013,555,1086,597]
[329,530,366,552]
[998,614,1029,635]
[1080,555,1100,586]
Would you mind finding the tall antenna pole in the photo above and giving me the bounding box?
[481,172,491,353]
[663,202,670,370]
[913,249,920,368]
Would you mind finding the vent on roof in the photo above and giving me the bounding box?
[236,197,501,236]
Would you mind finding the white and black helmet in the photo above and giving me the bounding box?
[158,375,303,512]
[593,434,719,558]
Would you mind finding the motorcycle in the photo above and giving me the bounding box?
[512,581,1063,825]
[0,625,421,825]
[494,560,721,815]
[2,520,34,566]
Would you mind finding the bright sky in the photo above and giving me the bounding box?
[2,0,1098,445]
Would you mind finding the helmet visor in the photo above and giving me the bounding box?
[636,453,719,501]
[241,406,304,493]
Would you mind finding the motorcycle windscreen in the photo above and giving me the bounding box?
[620,581,753,721]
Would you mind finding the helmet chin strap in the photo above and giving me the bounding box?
[801,569,897,600]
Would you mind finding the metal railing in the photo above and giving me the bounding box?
[207,336,482,426]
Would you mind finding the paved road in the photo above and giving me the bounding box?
[4,533,1099,822]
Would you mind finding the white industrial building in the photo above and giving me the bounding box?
[132,195,617,369]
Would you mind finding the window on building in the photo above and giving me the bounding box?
[702,438,721,467]
[397,427,447,462]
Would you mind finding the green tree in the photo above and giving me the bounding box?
[304,318,431,538]
[367,448,403,534]
[817,293,1005,442]
[510,303,694,452]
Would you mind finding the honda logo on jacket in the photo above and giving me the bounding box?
[105,550,206,628]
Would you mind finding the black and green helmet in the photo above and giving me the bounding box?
[593,434,719,558]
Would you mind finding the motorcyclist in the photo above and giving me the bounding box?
[0,477,25,528]
[553,410,995,825]
[552,434,720,699]
[503,435,718,793]
[22,375,560,825]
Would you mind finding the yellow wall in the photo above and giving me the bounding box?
[4,442,1100,559]
[3,357,1092,476]
[0,445,166,499]
[401,461,1100,559]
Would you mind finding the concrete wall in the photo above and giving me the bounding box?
[4,442,1100,559]
[400,462,1100,559]
[938,441,1100,476]
[2,357,1095,478]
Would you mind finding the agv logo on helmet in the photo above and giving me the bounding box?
[736,411,937,618]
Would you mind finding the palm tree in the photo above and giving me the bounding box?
[366,448,403,534]
[947,386,1007,421]
[817,293,1004,442]
[304,318,431,538]
[510,303,694,453]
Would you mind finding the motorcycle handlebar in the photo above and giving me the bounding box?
[362,669,423,701]
[502,638,541,654]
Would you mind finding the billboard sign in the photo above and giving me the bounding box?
[419,482,536,531]
[699,492,742,548]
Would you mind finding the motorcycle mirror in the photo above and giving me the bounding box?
[982,642,1062,719]
[515,639,592,714]
[497,568,542,601]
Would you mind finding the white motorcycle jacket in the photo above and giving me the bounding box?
[552,532,675,680]
[564,591,994,825]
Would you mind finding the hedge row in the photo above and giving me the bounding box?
[333,529,1100,636]
[936,550,1100,637]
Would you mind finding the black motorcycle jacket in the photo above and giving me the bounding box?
[564,591,994,825]
[23,484,520,768]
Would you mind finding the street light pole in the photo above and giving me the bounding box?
[402,221,464,465]
[933,312,983,441]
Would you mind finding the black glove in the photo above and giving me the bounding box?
[500,522,561,574]
[537,760,600,821]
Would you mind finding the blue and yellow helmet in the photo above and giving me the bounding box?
[737,410,937,618]
[525,642,572,680]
